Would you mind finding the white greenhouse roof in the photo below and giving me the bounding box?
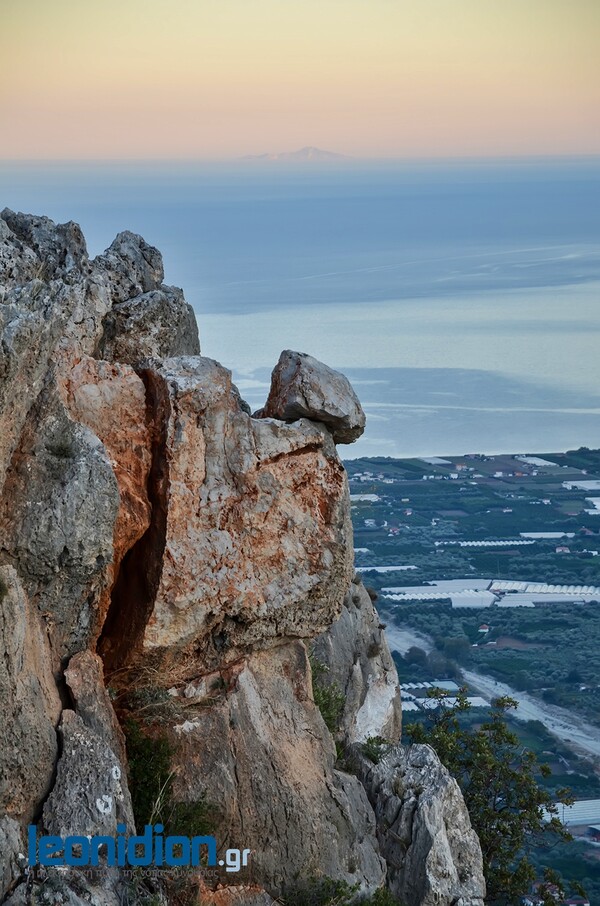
[551,800,600,827]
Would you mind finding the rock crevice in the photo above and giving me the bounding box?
[97,367,171,675]
[0,210,486,906]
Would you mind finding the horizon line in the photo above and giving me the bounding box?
[2,152,600,165]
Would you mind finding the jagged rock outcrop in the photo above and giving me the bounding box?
[99,286,200,364]
[43,709,133,840]
[351,745,486,906]
[0,389,121,657]
[64,651,130,770]
[0,209,198,659]
[312,578,402,744]
[0,210,486,906]
[0,567,61,828]
[0,210,87,278]
[99,355,353,677]
[166,641,385,894]
[0,817,24,904]
[93,230,165,303]
[257,349,366,444]
[31,652,134,906]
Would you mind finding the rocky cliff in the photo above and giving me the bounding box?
[0,210,485,906]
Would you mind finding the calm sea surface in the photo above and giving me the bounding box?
[2,159,599,457]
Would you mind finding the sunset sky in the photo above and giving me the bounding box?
[1,0,599,159]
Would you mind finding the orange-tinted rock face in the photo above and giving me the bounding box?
[97,356,354,676]
[58,356,152,631]
[143,357,353,672]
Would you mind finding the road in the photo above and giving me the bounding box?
[382,616,600,760]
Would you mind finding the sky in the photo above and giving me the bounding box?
[1,0,599,159]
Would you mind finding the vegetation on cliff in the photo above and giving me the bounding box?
[405,692,585,905]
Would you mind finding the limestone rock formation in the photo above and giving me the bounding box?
[351,744,486,906]
[0,567,61,828]
[43,709,133,840]
[98,286,200,364]
[257,349,366,443]
[0,388,121,657]
[312,578,402,744]
[93,230,165,303]
[64,651,130,770]
[167,641,385,894]
[1,209,87,279]
[98,355,353,677]
[0,210,486,906]
[0,817,24,904]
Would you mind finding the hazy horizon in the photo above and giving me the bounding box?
[5,152,600,164]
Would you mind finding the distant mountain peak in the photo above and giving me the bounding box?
[243,146,348,162]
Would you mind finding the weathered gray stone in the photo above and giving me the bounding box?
[0,211,113,493]
[0,389,119,658]
[98,285,200,364]
[0,216,39,288]
[3,874,123,906]
[65,651,129,772]
[1,209,88,280]
[352,743,486,906]
[0,285,75,492]
[93,230,164,303]
[42,709,133,839]
[31,654,136,906]
[258,350,366,443]
[312,579,402,744]
[0,567,61,828]
[0,817,25,901]
[167,642,385,894]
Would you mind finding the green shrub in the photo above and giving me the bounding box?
[361,736,389,765]
[123,719,212,837]
[404,692,584,904]
[282,878,404,906]
[364,890,404,906]
[124,719,173,829]
[282,877,359,906]
[309,655,345,736]
[127,685,178,723]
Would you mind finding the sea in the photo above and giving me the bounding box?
[2,157,599,459]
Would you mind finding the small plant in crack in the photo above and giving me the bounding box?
[123,718,214,838]
[361,735,390,765]
[309,652,345,737]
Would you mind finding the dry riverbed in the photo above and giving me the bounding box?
[383,615,600,761]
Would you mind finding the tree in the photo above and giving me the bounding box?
[404,691,585,905]
[442,636,471,664]
[404,645,428,667]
